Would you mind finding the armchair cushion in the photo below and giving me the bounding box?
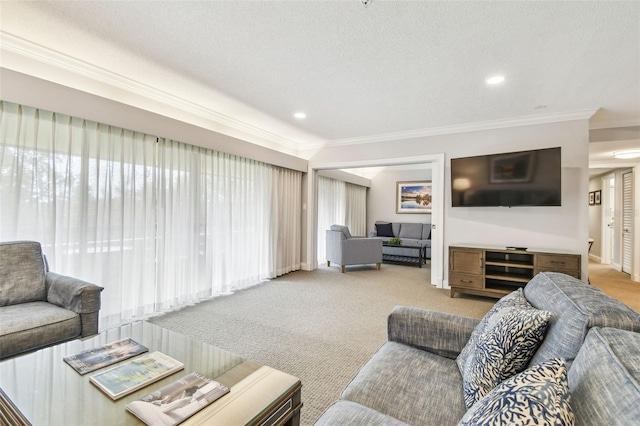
[0,301,81,358]
[0,241,46,306]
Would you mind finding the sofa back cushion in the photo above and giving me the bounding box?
[568,327,640,425]
[524,272,640,366]
[0,241,47,306]
[422,225,431,240]
[329,224,352,239]
[398,223,423,240]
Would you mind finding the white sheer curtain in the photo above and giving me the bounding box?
[0,101,301,328]
[317,176,367,262]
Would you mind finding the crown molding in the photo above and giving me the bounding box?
[300,108,600,152]
[589,118,640,130]
[0,31,301,155]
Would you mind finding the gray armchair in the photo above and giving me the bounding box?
[326,225,383,273]
[0,241,104,359]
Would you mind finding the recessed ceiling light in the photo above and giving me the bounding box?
[293,112,306,119]
[613,150,640,159]
[486,75,505,85]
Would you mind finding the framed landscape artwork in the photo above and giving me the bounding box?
[396,181,432,214]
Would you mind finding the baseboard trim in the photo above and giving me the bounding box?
[589,254,602,262]
[612,262,623,272]
[301,262,313,271]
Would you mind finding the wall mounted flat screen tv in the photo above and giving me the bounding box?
[451,147,561,207]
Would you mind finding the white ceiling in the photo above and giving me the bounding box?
[1,1,639,166]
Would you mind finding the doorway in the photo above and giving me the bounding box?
[602,175,615,265]
[307,154,445,287]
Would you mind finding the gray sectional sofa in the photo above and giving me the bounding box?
[315,272,640,425]
[368,221,431,260]
[0,241,104,359]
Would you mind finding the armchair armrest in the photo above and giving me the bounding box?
[387,306,479,359]
[46,272,104,336]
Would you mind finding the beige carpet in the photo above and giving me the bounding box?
[149,263,494,425]
[589,260,640,313]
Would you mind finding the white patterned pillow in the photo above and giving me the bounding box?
[457,289,532,374]
[459,358,575,426]
[459,300,551,407]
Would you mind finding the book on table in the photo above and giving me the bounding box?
[125,372,230,426]
[90,351,184,400]
[63,337,149,375]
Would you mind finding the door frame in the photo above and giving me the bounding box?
[306,153,445,287]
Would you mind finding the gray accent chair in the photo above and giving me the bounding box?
[326,225,383,273]
[315,272,640,425]
[0,241,104,359]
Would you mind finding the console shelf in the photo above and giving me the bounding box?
[449,246,581,299]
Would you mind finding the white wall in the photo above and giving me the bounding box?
[309,120,590,282]
[368,168,433,232]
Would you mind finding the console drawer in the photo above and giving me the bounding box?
[449,273,483,289]
[536,254,579,271]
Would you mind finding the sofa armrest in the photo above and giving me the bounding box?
[368,231,378,238]
[387,306,479,359]
[46,272,104,314]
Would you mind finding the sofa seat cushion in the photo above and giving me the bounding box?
[524,272,640,366]
[0,301,81,358]
[315,401,408,426]
[568,327,640,425]
[341,341,467,426]
[459,358,574,426]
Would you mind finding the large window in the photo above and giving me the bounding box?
[0,101,301,328]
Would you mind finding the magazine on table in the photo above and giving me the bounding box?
[90,351,184,400]
[126,372,230,426]
[64,338,149,375]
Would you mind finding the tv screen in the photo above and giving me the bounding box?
[451,147,561,207]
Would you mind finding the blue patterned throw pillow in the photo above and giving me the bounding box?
[457,289,532,374]
[459,358,575,426]
[457,289,552,408]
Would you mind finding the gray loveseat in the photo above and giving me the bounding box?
[369,221,431,260]
[0,241,104,359]
[315,272,640,425]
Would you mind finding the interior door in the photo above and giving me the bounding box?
[602,176,615,265]
[622,171,633,274]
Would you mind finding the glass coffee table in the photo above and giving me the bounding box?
[0,321,301,426]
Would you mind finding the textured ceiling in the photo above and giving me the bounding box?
[1,1,639,150]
